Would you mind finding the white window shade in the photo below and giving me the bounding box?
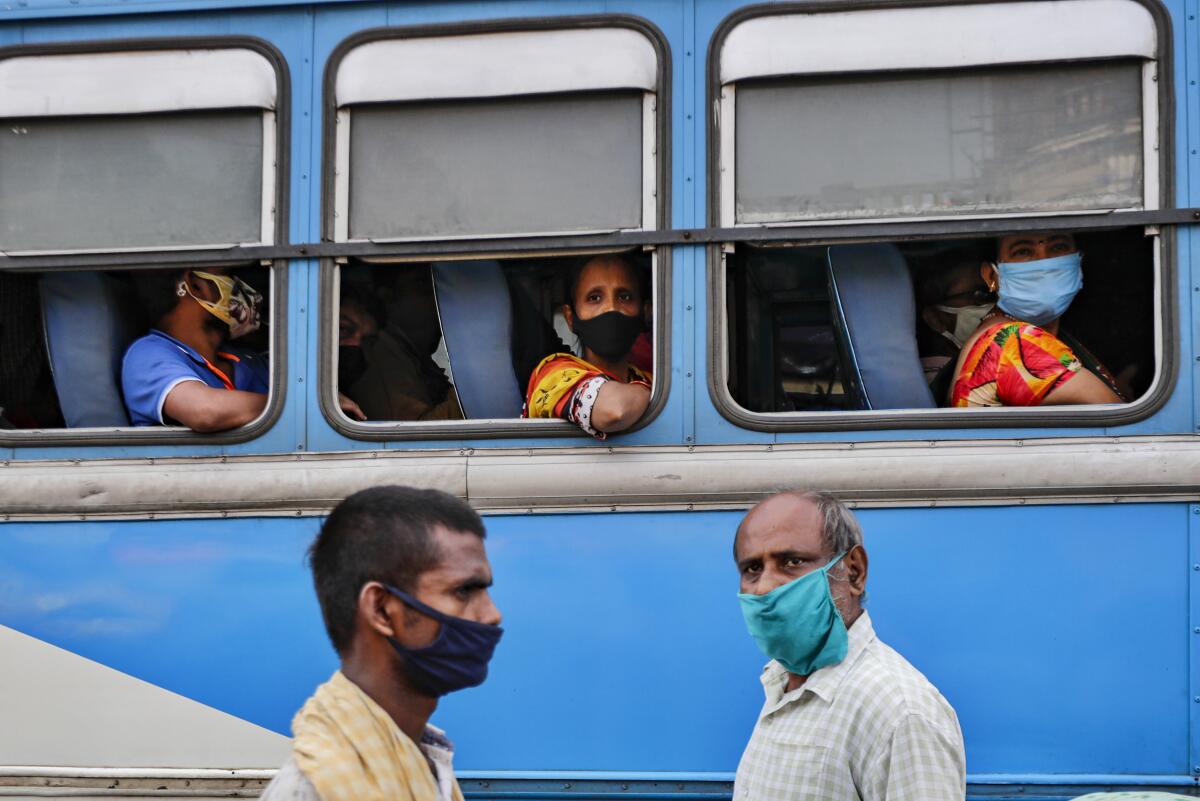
[0,111,266,252]
[734,62,1145,224]
[720,0,1156,83]
[0,49,277,117]
[336,28,657,104]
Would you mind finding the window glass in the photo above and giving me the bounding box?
[348,91,643,239]
[0,110,264,252]
[724,229,1153,413]
[734,62,1143,223]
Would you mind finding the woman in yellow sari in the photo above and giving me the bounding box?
[523,255,651,439]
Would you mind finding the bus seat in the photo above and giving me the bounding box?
[432,260,524,419]
[826,244,936,410]
[39,271,141,427]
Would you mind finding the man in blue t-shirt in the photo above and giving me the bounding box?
[122,268,363,432]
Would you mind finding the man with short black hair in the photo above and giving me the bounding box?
[260,486,503,801]
[733,490,965,801]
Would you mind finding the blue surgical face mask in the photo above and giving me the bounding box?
[995,252,1083,326]
[737,552,849,676]
[382,584,503,698]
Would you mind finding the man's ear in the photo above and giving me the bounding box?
[844,544,868,599]
[358,582,399,640]
[563,303,576,333]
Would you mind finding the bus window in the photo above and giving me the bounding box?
[711,0,1167,428]
[1,110,265,253]
[333,253,654,436]
[0,44,285,442]
[347,92,644,240]
[726,229,1155,413]
[324,22,666,439]
[733,62,1143,225]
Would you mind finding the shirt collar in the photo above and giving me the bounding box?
[150,329,205,365]
[759,610,876,714]
[151,328,241,376]
[420,723,454,755]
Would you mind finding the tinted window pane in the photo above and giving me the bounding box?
[0,111,263,251]
[735,62,1143,223]
[349,92,643,239]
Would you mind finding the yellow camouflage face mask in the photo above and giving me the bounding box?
[183,271,263,338]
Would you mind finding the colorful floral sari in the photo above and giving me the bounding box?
[951,321,1081,407]
[523,353,651,439]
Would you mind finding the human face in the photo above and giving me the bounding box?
[397,526,502,648]
[339,302,378,347]
[997,232,1077,263]
[926,262,992,334]
[735,495,834,596]
[569,257,642,323]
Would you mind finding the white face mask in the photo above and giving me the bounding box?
[932,302,994,348]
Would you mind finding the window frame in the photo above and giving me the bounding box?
[706,0,1177,432]
[319,16,671,441]
[0,37,291,447]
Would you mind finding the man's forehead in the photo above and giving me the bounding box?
[1000,232,1074,249]
[423,526,491,575]
[579,258,639,289]
[736,495,824,556]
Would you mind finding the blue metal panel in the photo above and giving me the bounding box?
[4,5,323,459]
[302,0,692,452]
[0,503,1191,780]
[691,0,1194,444]
[0,517,335,734]
[1191,504,1200,778]
[1190,0,1200,440]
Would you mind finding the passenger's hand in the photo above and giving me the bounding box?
[338,392,367,421]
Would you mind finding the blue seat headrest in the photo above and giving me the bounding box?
[826,244,935,410]
[40,272,140,427]
[432,260,523,419]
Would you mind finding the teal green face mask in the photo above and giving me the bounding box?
[738,552,849,676]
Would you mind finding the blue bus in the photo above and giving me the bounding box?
[0,0,1197,799]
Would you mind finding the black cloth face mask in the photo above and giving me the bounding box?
[337,345,367,388]
[571,310,644,362]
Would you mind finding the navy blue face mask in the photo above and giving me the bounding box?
[382,584,503,698]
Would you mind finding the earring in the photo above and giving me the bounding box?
[176,282,187,297]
